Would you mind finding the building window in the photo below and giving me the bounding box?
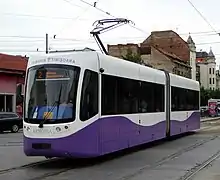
[209,68,211,74]
[213,78,215,84]
[0,95,13,112]
[210,78,212,84]
[213,68,215,74]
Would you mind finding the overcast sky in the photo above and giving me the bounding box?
[1,0,220,66]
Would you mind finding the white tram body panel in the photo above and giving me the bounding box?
[23,51,200,158]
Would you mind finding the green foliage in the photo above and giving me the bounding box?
[200,87,220,105]
[122,48,143,64]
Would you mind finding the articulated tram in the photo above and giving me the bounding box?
[19,49,200,158]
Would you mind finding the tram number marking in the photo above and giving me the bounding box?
[33,128,53,134]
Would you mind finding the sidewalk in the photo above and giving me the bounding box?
[201,116,220,122]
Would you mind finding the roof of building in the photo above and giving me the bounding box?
[154,46,191,68]
[196,51,209,58]
[142,30,190,62]
[187,35,195,44]
[196,48,215,59]
[0,53,28,71]
[208,48,215,57]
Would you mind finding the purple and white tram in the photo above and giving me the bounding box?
[20,50,200,158]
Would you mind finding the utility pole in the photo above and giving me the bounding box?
[46,33,49,54]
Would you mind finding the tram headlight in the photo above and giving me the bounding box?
[56,127,61,132]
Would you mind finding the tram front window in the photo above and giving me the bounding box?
[24,64,80,124]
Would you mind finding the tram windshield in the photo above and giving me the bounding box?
[24,64,80,124]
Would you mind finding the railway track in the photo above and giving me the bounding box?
[0,135,217,180]
[0,158,58,174]
[0,142,23,147]
[178,150,220,180]
[28,166,75,180]
[17,135,218,180]
[119,135,219,180]
[0,124,219,180]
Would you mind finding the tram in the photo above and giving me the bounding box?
[18,50,200,158]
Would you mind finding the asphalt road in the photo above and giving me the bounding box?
[0,131,45,171]
[0,120,220,180]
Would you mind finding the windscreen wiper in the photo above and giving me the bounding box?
[56,85,62,120]
[38,101,57,128]
[38,86,62,128]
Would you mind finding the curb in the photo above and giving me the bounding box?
[201,117,220,122]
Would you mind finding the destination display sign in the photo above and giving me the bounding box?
[36,69,69,79]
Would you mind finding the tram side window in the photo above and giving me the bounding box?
[101,74,139,115]
[101,74,118,115]
[171,87,186,111]
[154,83,165,112]
[117,78,139,114]
[195,90,200,109]
[139,82,164,113]
[101,74,165,115]
[80,69,98,121]
[171,86,199,111]
[187,90,199,110]
[139,82,154,112]
[186,89,194,110]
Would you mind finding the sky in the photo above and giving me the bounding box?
[1,0,220,66]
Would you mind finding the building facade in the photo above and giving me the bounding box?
[107,43,140,59]
[216,70,220,89]
[140,45,191,78]
[108,30,195,79]
[0,53,27,113]
[187,35,197,80]
[196,49,216,90]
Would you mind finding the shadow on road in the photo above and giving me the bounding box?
[31,132,196,171]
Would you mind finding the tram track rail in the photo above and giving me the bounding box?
[28,167,74,180]
[0,142,23,147]
[0,158,58,175]
[0,125,218,180]
[7,134,217,180]
[119,135,219,180]
[26,135,220,180]
[178,150,220,180]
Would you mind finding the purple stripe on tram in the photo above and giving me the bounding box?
[24,111,200,158]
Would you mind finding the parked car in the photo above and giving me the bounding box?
[0,112,23,133]
[200,106,209,117]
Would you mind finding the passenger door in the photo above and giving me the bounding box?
[79,69,100,155]
[80,69,99,122]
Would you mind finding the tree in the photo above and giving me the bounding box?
[200,87,209,106]
[122,48,143,64]
[200,87,220,106]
